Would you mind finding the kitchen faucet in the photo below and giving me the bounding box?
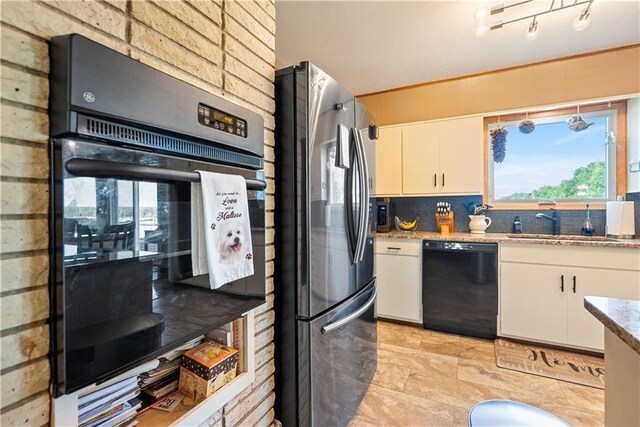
[535,208,561,235]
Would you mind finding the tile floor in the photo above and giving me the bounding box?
[350,321,605,427]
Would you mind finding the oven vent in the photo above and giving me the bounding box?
[77,116,263,169]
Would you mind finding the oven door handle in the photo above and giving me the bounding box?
[65,158,267,191]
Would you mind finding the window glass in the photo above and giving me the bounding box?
[139,182,158,239]
[117,180,133,223]
[490,111,614,202]
[64,177,96,224]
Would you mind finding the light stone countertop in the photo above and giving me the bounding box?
[584,296,640,355]
[375,231,640,249]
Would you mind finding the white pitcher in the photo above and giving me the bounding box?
[468,215,492,234]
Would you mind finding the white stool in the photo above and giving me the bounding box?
[468,400,569,426]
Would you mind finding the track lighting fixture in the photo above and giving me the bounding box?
[474,0,595,40]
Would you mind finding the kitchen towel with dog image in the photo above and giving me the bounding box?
[191,171,254,289]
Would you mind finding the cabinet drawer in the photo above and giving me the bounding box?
[500,244,640,271]
[375,239,422,256]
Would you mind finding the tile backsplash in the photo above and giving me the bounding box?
[626,191,640,236]
[381,195,616,236]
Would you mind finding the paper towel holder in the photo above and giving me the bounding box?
[606,201,636,239]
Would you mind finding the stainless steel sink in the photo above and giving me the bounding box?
[505,234,617,242]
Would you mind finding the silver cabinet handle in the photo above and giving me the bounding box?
[321,286,377,334]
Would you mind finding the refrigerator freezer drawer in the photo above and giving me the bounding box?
[298,280,377,427]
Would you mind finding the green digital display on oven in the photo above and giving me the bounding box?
[215,111,234,125]
[197,103,247,138]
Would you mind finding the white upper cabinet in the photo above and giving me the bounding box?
[438,117,484,194]
[402,122,439,194]
[374,116,483,196]
[375,127,402,196]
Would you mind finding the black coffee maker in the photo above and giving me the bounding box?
[376,198,393,232]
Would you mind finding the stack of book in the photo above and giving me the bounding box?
[138,335,204,412]
[77,376,141,427]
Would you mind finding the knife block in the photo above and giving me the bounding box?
[435,212,455,235]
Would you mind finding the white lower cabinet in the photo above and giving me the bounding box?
[500,263,568,344]
[375,239,422,324]
[500,244,640,352]
[566,267,640,350]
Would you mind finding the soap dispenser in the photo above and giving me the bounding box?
[512,216,522,234]
[581,202,595,236]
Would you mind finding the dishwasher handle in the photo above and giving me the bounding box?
[423,240,497,253]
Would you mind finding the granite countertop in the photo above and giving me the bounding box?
[584,296,640,355]
[375,231,640,249]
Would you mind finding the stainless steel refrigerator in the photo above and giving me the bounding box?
[274,62,378,427]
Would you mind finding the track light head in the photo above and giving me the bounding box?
[476,24,490,37]
[572,7,591,31]
[475,8,489,20]
[525,17,539,41]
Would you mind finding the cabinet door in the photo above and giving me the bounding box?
[375,253,422,323]
[500,262,568,344]
[438,117,483,194]
[402,123,439,195]
[375,127,402,195]
[567,267,640,351]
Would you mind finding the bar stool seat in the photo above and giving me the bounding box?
[468,400,569,427]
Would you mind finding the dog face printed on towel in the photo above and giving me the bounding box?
[217,221,246,263]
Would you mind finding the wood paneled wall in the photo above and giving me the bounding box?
[359,45,640,126]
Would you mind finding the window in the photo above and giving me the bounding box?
[485,101,627,207]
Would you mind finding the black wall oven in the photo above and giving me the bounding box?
[49,34,267,395]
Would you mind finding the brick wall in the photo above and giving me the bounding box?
[0,1,276,425]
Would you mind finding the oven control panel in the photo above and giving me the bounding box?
[197,103,247,138]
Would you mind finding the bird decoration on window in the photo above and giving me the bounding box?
[567,105,595,132]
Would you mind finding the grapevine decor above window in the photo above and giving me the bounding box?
[490,120,508,163]
[484,100,630,206]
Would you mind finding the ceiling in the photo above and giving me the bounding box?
[275,1,640,95]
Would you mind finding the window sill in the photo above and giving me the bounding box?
[487,201,607,210]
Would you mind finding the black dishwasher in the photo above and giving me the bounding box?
[422,241,498,339]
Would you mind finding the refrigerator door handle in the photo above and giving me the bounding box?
[354,128,369,263]
[320,286,377,334]
[335,124,350,169]
[344,129,358,263]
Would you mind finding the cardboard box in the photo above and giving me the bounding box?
[178,341,238,403]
